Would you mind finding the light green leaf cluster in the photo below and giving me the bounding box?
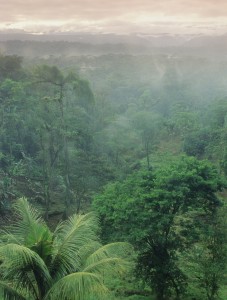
[0,198,133,300]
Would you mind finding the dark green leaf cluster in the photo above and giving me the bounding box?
[93,155,226,299]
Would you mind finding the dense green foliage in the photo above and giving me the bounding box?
[93,156,226,299]
[0,50,227,299]
[0,56,111,217]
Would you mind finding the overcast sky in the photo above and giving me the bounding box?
[0,0,227,35]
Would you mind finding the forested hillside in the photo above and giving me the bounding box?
[0,36,227,299]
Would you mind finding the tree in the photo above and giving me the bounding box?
[33,65,95,216]
[0,61,112,217]
[93,155,225,300]
[0,198,132,300]
[183,128,212,158]
[0,54,23,81]
[131,111,163,169]
[206,97,227,129]
[182,208,227,300]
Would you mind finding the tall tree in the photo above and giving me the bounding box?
[131,111,162,169]
[33,65,94,216]
[93,155,225,300]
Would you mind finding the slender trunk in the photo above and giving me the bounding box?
[145,140,150,170]
[156,288,165,300]
[76,196,81,214]
[58,85,71,216]
[40,131,52,220]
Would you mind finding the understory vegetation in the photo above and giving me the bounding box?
[0,52,227,299]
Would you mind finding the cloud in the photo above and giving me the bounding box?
[0,0,227,34]
[2,0,227,21]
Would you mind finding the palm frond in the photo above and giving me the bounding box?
[78,241,103,263]
[0,281,28,300]
[82,242,134,276]
[13,198,44,224]
[0,232,21,245]
[84,242,134,266]
[44,272,108,300]
[0,244,51,298]
[50,213,99,278]
[5,198,51,244]
[54,212,99,246]
[83,257,127,276]
[3,198,53,262]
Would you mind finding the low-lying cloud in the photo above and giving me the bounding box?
[1,0,227,34]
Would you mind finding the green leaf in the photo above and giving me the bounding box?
[45,272,108,300]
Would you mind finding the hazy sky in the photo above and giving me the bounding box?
[1,0,227,35]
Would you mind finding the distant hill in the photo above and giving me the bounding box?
[0,32,226,59]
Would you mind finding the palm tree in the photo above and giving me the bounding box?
[0,198,132,300]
